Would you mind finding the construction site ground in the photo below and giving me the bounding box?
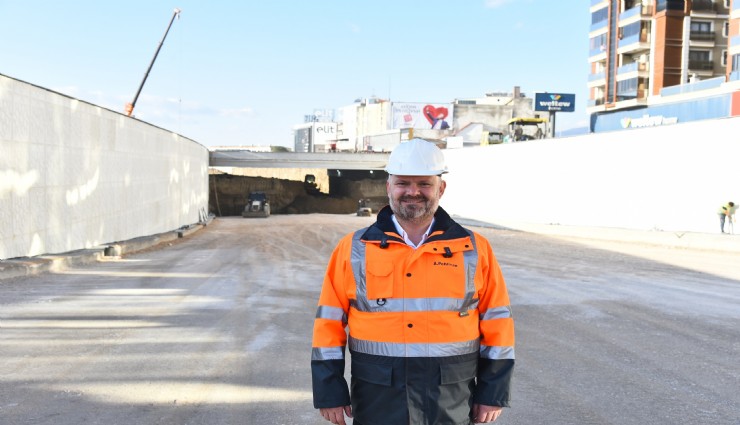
[1,215,738,424]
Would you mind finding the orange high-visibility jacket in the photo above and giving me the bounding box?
[312,206,515,424]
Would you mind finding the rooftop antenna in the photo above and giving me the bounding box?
[125,8,181,116]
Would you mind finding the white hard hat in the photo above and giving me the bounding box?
[385,138,448,176]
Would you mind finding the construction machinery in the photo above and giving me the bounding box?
[356,196,388,216]
[125,8,181,116]
[507,117,548,141]
[242,192,271,218]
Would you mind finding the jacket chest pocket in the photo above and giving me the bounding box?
[366,262,394,300]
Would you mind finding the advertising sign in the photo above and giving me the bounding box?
[391,102,454,129]
[534,93,576,112]
[311,122,338,146]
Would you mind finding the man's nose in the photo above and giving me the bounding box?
[405,184,422,195]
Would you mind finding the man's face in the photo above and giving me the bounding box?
[386,175,446,223]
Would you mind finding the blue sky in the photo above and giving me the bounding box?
[0,0,591,147]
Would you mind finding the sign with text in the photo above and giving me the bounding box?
[391,102,454,129]
[534,93,575,112]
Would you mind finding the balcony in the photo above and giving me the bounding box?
[620,5,653,22]
[617,61,649,77]
[688,60,715,70]
[689,31,715,42]
[590,20,608,33]
[589,46,608,59]
[659,76,725,96]
[617,88,647,100]
[618,33,651,54]
[691,0,716,13]
[588,71,607,88]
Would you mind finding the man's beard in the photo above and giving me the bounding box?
[389,194,438,223]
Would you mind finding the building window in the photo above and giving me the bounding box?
[591,7,608,25]
[689,50,713,70]
[590,33,608,52]
[616,78,639,99]
[724,0,731,9]
[656,0,685,12]
[690,21,712,33]
[723,22,729,38]
[689,50,711,61]
[623,22,642,39]
[722,50,728,67]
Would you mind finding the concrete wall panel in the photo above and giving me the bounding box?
[442,116,740,234]
[0,74,209,260]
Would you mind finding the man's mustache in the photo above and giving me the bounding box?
[399,195,428,203]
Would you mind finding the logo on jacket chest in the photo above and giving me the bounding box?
[433,261,458,267]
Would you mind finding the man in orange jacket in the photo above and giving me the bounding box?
[311,138,515,425]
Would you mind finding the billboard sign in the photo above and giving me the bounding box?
[312,122,338,146]
[391,102,454,129]
[534,93,575,112]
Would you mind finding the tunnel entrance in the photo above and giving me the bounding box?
[208,169,388,217]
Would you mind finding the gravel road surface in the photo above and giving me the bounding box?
[1,215,738,424]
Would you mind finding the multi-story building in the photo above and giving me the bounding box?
[589,0,740,132]
[295,88,541,152]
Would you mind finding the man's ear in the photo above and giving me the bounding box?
[438,179,446,197]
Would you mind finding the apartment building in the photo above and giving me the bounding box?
[588,0,740,132]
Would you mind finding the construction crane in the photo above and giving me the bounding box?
[125,8,181,117]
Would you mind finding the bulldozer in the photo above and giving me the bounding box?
[242,192,270,218]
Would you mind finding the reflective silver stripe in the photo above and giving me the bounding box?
[350,228,480,314]
[480,345,515,360]
[479,305,513,321]
[312,346,345,361]
[349,335,479,358]
[350,229,373,311]
[460,230,479,312]
[316,305,347,324]
[351,297,478,313]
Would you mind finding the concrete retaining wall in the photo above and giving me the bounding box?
[0,74,209,260]
[442,116,740,235]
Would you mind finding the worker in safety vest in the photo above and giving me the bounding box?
[718,201,736,233]
[311,138,515,425]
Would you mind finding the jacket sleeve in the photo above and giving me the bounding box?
[311,235,353,408]
[472,233,515,407]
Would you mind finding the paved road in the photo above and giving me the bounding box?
[1,215,738,425]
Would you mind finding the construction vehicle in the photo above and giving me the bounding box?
[304,174,320,195]
[356,196,388,216]
[507,117,548,141]
[242,192,270,218]
[125,8,181,116]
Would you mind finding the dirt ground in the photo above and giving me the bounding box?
[1,215,738,424]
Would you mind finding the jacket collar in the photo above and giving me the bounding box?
[361,205,469,244]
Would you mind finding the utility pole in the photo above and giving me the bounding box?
[125,8,181,117]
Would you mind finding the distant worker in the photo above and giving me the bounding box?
[513,125,523,141]
[718,201,736,233]
[534,126,543,139]
[311,138,515,425]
